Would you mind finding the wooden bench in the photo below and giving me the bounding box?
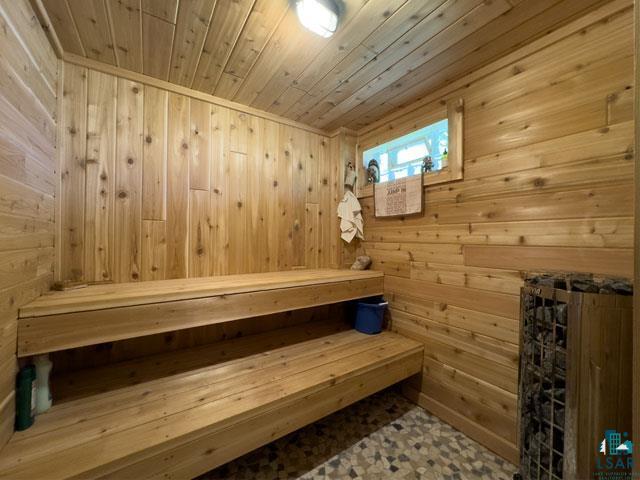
[17,269,383,356]
[0,321,423,479]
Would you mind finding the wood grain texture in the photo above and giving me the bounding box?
[358,3,633,461]
[114,78,143,282]
[166,92,190,279]
[58,62,336,283]
[84,69,115,282]
[59,63,86,282]
[1,325,422,479]
[634,1,639,475]
[40,0,611,129]
[0,1,57,452]
[17,271,383,356]
[142,86,167,221]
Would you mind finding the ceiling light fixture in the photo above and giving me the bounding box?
[295,0,339,38]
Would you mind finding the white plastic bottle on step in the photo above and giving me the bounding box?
[34,354,52,413]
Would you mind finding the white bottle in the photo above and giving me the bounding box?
[34,354,52,413]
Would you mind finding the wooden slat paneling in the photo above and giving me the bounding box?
[0,1,57,451]
[189,99,211,191]
[114,78,143,282]
[142,86,167,221]
[60,63,86,282]
[59,62,336,284]
[166,93,190,279]
[358,4,634,462]
[84,69,115,282]
[464,245,633,278]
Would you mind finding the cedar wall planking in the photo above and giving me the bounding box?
[357,1,634,463]
[58,63,339,284]
[0,2,58,449]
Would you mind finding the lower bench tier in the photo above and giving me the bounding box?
[0,322,423,479]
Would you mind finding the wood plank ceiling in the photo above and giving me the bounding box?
[43,0,610,131]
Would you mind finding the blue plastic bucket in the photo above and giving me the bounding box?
[354,296,388,334]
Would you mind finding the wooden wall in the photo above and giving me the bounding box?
[633,0,639,475]
[0,2,58,449]
[357,0,634,463]
[50,304,345,374]
[58,62,338,283]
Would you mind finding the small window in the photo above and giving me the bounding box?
[363,118,448,182]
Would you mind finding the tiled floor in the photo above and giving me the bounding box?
[201,388,517,480]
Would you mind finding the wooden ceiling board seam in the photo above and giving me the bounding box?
[39,0,629,131]
[322,0,514,130]
[142,13,176,80]
[210,0,256,93]
[137,0,142,72]
[295,0,486,128]
[363,0,574,112]
[362,0,448,55]
[310,0,496,129]
[290,0,410,94]
[214,71,243,98]
[37,0,85,57]
[165,0,180,77]
[66,0,117,65]
[104,0,144,73]
[241,0,371,111]
[62,0,86,57]
[181,0,216,87]
[356,0,632,138]
[231,8,306,106]
[360,0,613,124]
[103,0,120,69]
[283,44,378,121]
[190,0,257,94]
[141,0,179,23]
[269,85,307,116]
[221,0,289,80]
[168,0,217,87]
[281,0,449,117]
[223,6,290,101]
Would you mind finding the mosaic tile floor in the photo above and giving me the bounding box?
[200,388,517,480]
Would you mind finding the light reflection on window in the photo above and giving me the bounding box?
[363,118,448,182]
[397,143,428,164]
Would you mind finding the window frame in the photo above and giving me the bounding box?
[355,98,463,199]
[364,118,449,182]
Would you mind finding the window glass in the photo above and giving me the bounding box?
[363,118,448,182]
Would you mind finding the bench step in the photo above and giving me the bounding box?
[17,269,383,356]
[0,323,423,479]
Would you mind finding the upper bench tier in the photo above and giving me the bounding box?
[17,269,384,357]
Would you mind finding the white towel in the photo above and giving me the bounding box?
[337,190,364,243]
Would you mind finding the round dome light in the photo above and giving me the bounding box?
[295,0,339,38]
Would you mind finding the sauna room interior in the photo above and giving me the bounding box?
[0,0,637,479]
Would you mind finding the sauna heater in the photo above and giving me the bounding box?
[517,275,632,480]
